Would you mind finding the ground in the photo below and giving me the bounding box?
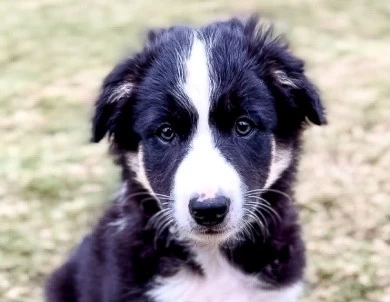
[1,0,389,301]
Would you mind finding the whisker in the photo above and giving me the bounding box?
[244,188,292,202]
[257,204,281,223]
[147,208,172,229]
[249,206,268,225]
[244,209,268,238]
[145,204,177,249]
[245,195,272,206]
[156,197,174,201]
[154,193,173,199]
[246,202,280,226]
[245,189,265,194]
[261,188,292,201]
[239,219,258,242]
[122,191,154,199]
[245,198,281,225]
[153,217,175,250]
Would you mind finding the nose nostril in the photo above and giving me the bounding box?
[189,195,230,227]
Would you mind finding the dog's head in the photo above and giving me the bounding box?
[92,17,326,244]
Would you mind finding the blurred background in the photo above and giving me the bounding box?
[1,0,389,301]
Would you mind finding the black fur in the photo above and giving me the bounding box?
[46,16,325,302]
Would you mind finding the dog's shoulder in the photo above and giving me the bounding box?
[45,194,195,302]
[44,201,132,302]
[45,235,95,302]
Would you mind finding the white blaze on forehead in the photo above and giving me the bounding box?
[173,34,243,233]
[182,35,211,129]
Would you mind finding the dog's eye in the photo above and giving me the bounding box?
[235,118,254,136]
[157,125,175,142]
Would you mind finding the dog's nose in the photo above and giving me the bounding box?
[189,195,230,226]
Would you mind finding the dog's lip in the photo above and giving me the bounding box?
[193,226,230,235]
[203,229,222,235]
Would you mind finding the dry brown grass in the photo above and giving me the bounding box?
[1,0,389,301]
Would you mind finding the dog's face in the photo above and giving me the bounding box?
[92,18,326,244]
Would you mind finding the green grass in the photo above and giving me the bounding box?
[1,0,389,301]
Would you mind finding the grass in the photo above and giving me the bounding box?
[1,0,389,301]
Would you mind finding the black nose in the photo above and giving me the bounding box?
[189,195,230,227]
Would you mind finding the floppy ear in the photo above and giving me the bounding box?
[91,58,137,144]
[270,64,326,126]
[92,27,164,145]
[244,16,326,126]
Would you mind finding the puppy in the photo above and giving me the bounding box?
[46,16,326,302]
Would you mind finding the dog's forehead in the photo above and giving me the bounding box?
[138,25,271,122]
[182,35,211,123]
[179,31,271,120]
[149,25,246,85]
[137,30,209,119]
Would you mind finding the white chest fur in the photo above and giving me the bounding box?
[147,246,302,302]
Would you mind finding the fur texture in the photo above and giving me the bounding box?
[46,16,326,302]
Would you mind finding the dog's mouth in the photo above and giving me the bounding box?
[194,226,228,235]
[203,228,224,235]
[187,224,236,243]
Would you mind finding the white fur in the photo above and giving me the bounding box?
[107,82,133,103]
[148,245,303,302]
[126,145,155,195]
[182,34,211,131]
[108,217,128,233]
[108,183,129,232]
[273,70,298,89]
[264,136,293,189]
[111,147,156,232]
[173,34,244,240]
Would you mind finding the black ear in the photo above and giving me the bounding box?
[271,67,327,126]
[92,29,162,144]
[91,59,135,143]
[244,16,326,126]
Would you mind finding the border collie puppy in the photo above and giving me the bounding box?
[46,16,326,302]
